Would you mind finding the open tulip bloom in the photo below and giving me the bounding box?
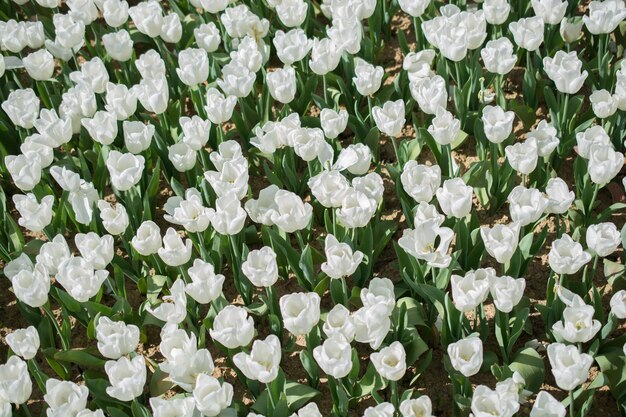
[2,0,626,417]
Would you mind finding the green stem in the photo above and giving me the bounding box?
[42,304,69,351]
[569,390,575,417]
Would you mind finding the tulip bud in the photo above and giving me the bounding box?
[509,16,544,51]
[610,290,626,319]
[372,99,406,138]
[95,316,140,359]
[242,247,279,287]
[106,151,145,191]
[543,51,588,95]
[233,335,282,383]
[131,220,162,256]
[0,356,32,404]
[56,257,109,302]
[280,292,321,336]
[193,374,233,417]
[451,269,493,312]
[583,0,626,35]
[482,105,515,144]
[490,275,526,313]
[43,379,89,416]
[185,259,225,304]
[548,234,592,275]
[321,234,364,279]
[559,17,583,43]
[530,391,566,417]
[13,193,53,232]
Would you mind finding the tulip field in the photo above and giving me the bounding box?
[2,0,626,416]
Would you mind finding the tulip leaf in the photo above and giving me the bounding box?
[52,348,106,367]
[596,351,626,412]
[285,381,320,410]
[509,347,545,393]
[131,399,151,417]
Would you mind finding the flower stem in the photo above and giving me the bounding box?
[569,390,575,417]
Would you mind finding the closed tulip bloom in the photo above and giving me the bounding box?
[2,88,40,129]
[309,37,342,75]
[75,232,114,270]
[308,170,351,208]
[590,89,618,119]
[403,50,436,83]
[610,290,626,319]
[180,116,211,151]
[336,188,377,228]
[547,343,593,391]
[353,58,384,96]
[53,14,85,50]
[244,185,280,226]
[267,66,297,104]
[128,0,163,37]
[163,189,212,233]
[372,99,406,137]
[6,326,39,360]
[436,178,473,218]
[320,108,349,139]
[276,0,308,27]
[160,13,182,43]
[360,277,396,316]
[481,37,517,75]
[545,178,574,214]
[470,385,519,417]
[211,193,247,235]
[509,16,544,51]
[147,279,188,324]
[280,292,321,336]
[103,0,129,27]
[237,243,278,286]
[482,105,515,143]
[483,0,510,24]
[193,374,233,417]
[195,22,221,52]
[11,263,50,308]
[428,108,461,146]
[583,0,626,34]
[157,228,192,267]
[528,120,559,157]
[398,221,454,268]
[507,185,549,226]
[559,17,583,43]
[313,335,353,378]
[323,304,356,341]
[23,49,54,80]
[56,257,109,302]
[135,49,166,79]
[106,151,145,191]
[552,299,600,343]
[451,269,493,312]
[505,138,538,175]
[588,143,624,185]
[218,61,255,98]
[102,30,133,61]
[106,83,137,121]
[410,75,448,115]
[0,356,31,404]
[273,29,313,65]
[401,162,441,203]
[532,0,567,25]
[70,57,109,94]
[399,0,430,17]
[353,173,383,204]
[177,48,209,86]
[131,220,162,256]
[4,154,42,191]
[105,355,146,401]
[95,316,140,359]
[149,397,196,417]
[13,193,53,232]
[204,88,237,125]
[36,234,71,275]
[77,409,106,417]
[135,76,169,114]
[490,275,526,313]
[586,222,621,257]
[322,234,364,279]
[575,125,610,158]
[4,254,34,281]
[44,379,89,417]
[233,335,282,383]
[185,259,225,304]
[353,303,391,349]
[33,109,72,147]
[447,335,483,377]
[210,305,254,348]
[81,111,117,146]
[123,121,154,154]
[530,391,566,417]
[543,51,588,95]
[371,341,406,381]
[400,396,434,417]
[548,234,592,275]
[168,142,197,172]
[20,135,53,169]
[97,200,129,236]
[270,190,312,233]
[364,403,395,417]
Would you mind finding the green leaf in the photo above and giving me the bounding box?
[52,348,106,367]
[509,347,545,393]
[285,381,320,410]
[596,351,626,410]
